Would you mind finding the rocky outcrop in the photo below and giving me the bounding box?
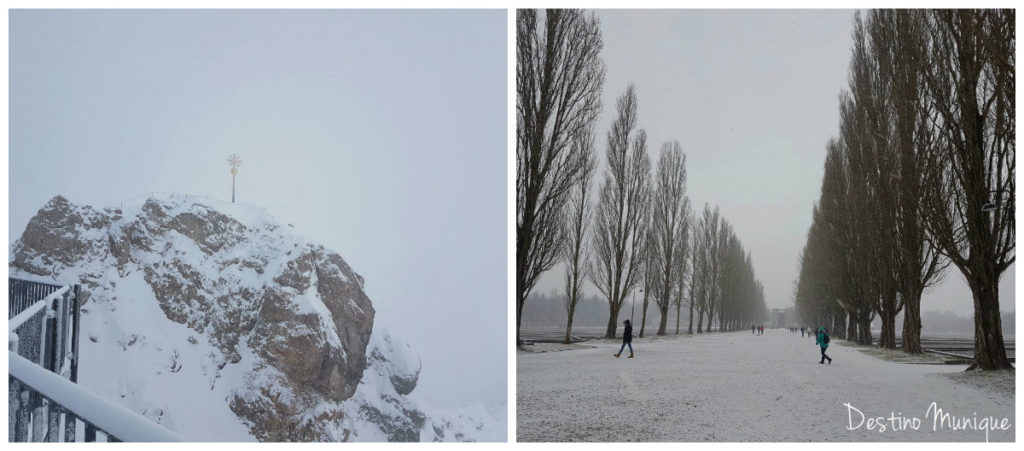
[8,194,474,442]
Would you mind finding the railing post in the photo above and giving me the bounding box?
[9,377,19,440]
[58,291,69,375]
[70,285,81,384]
[46,399,60,441]
[64,409,77,442]
[45,299,58,373]
[32,394,45,441]
[15,386,30,441]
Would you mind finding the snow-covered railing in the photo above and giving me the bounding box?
[9,277,64,319]
[9,286,68,331]
[8,277,185,442]
[9,278,82,441]
[9,353,184,442]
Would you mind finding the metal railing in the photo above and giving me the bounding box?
[7,277,183,442]
[9,353,182,442]
[9,277,63,319]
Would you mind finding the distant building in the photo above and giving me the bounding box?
[771,308,786,329]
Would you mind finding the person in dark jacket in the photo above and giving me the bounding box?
[816,326,832,364]
[614,319,634,358]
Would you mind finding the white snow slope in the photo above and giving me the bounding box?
[517,330,1014,442]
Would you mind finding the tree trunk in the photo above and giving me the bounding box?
[858,313,873,345]
[697,309,704,333]
[688,301,694,334]
[605,290,622,339]
[901,287,923,353]
[834,312,846,340]
[878,289,899,348]
[639,292,650,338]
[968,273,1012,370]
[846,311,857,342]
[516,291,525,346]
[657,303,669,335]
[605,312,618,340]
[879,311,896,349]
[675,305,681,334]
[563,302,577,345]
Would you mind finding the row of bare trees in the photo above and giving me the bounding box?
[684,205,767,335]
[575,85,768,341]
[795,10,1014,370]
[517,9,766,345]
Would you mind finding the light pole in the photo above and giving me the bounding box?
[631,288,643,323]
[228,154,242,203]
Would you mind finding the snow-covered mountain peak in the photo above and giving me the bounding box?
[9,194,493,441]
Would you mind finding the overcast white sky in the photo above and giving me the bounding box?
[534,9,1014,318]
[8,9,507,408]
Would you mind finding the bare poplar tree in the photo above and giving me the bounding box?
[839,88,881,345]
[867,10,948,353]
[847,12,904,348]
[693,204,720,333]
[687,226,704,334]
[921,9,1015,369]
[516,9,605,344]
[651,141,691,335]
[592,84,652,339]
[561,126,598,344]
[706,219,730,332]
[638,226,659,338]
[672,208,693,334]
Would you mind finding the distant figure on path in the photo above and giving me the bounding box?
[816,327,832,364]
[752,325,756,335]
[801,327,805,338]
[614,320,634,358]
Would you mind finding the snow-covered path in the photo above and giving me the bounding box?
[517,330,1014,442]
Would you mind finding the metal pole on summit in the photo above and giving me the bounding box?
[228,154,242,203]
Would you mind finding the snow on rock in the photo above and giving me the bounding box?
[9,194,485,442]
[370,328,421,396]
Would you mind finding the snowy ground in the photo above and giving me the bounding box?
[517,330,1014,442]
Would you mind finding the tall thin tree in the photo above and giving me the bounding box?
[592,85,652,339]
[562,126,598,344]
[516,9,605,344]
[651,141,691,335]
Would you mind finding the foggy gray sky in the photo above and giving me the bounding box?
[534,9,1014,318]
[8,9,507,408]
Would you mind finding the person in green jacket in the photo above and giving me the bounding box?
[816,327,832,364]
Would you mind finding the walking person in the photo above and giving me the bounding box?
[752,325,756,335]
[614,319,634,358]
[816,327,832,364]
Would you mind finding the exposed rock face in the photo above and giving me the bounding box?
[9,195,474,442]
